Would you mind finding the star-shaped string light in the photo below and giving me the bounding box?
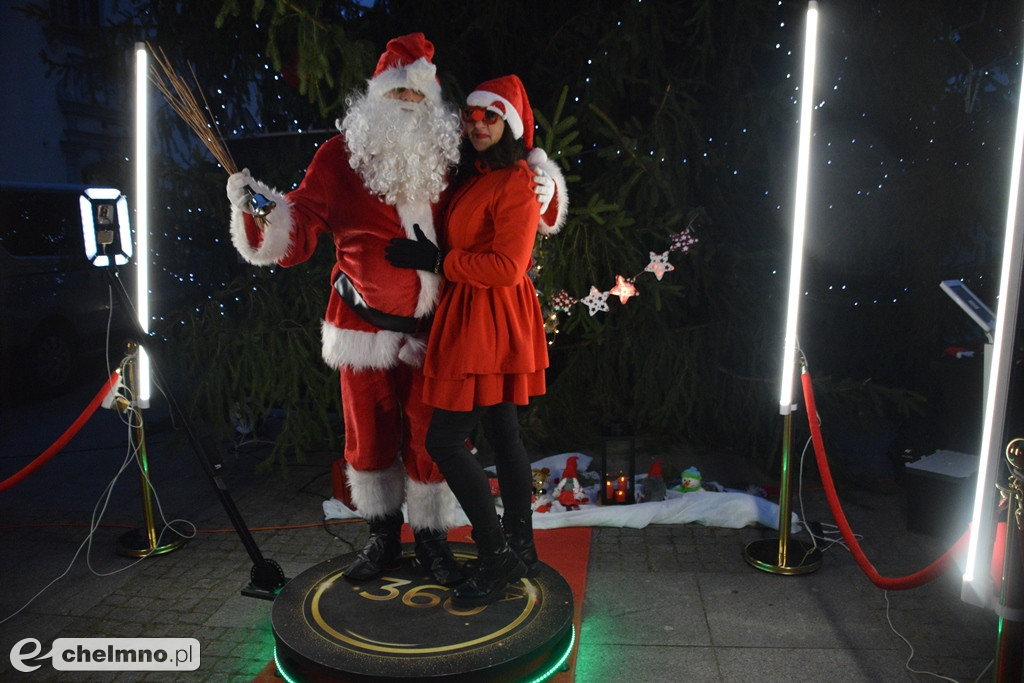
[581,286,610,315]
[542,226,698,318]
[551,290,578,313]
[670,229,698,254]
[609,275,638,304]
[644,251,675,281]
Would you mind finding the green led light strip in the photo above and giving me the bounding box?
[272,624,575,683]
[523,624,576,683]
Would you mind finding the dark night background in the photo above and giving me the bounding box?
[2,0,1023,482]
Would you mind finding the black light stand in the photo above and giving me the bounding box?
[102,263,287,600]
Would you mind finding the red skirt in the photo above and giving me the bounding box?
[423,369,545,412]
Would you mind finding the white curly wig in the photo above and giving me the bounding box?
[337,80,462,206]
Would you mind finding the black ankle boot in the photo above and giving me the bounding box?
[502,514,539,576]
[461,514,539,577]
[414,528,465,586]
[343,510,403,581]
[452,526,526,608]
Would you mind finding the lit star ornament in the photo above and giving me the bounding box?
[581,286,610,316]
[644,251,675,280]
[609,275,638,304]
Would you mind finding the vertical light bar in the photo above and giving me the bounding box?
[779,1,819,415]
[961,53,1024,607]
[135,42,151,408]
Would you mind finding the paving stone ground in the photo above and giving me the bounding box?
[0,382,1004,682]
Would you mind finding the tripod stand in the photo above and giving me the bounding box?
[103,265,287,599]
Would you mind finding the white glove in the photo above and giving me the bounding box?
[533,169,554,215]
[226,168,254,213]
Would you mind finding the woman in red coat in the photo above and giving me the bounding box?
[386,74,564,607]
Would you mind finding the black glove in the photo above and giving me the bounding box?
[386,224,444,274]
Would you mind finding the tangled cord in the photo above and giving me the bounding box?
[0,369,196,626]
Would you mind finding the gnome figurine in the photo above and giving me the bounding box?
[552,456,589,510]
[640,460,667,502]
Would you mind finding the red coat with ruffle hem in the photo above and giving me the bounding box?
[423,160,548,412]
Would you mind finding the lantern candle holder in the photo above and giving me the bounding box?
[600,432,636,505]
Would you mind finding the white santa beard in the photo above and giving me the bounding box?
[341,96,460,205]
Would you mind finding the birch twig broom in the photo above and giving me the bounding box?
[147,44,274,226]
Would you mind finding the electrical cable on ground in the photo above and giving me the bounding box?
[796,358,995,682]
[798,434,862,554]
[0,359,359,620]
[884,589,994,683]
[0,392,195,625]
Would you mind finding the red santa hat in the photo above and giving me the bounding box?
[367,32,442,104]
[561,456,580,480]
[466,74,534,149]
[647,461,663,478]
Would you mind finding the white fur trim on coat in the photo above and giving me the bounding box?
[229,178,293,265]
[366,57,442,105]
[321,321,425,371]
[527,148,568,235]
[467,90,524,141]
[346,459,406,519]
[405,479,458,532]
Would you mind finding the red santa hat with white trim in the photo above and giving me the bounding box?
[366,32,442,104]
[466,74,535,149]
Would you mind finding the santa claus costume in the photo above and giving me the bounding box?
[227,35,567,587]
[226,33,466,585]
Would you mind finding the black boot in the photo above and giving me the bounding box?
[414,528,465,587]
[502,514,539,576]
[343,510,403,581]
[461,514,539,576]
[452,526,527,608]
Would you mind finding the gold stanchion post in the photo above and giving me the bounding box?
[116,342,186,557]
[994,439,1024,680]
[743,0,822,576]
[743,392,822,575]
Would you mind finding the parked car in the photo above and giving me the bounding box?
[0,182,135,397]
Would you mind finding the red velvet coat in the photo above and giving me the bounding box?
[230,134,443,371]
[229,136,568,374]
[423,160,549,411]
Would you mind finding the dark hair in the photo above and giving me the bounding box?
[451,124,528,189]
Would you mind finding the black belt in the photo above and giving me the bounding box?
[333,270,431,335]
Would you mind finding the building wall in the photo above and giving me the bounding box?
[0,2,125,185]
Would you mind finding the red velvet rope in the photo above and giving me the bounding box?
[801,369,970,590]
[0,370,120,493]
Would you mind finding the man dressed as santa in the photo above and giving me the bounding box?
[225,33,566,586]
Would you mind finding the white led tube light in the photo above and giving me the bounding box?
[135,42,151,408]
[779,1,819,415]
[961,52,1024,609]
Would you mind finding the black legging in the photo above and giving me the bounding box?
[425,402,534,534]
